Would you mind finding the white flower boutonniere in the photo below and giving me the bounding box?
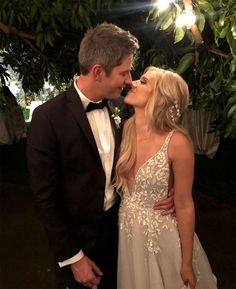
[111,107,121,129]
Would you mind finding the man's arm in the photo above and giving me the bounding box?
[28,107,103,287]
[27,107,79,261]
[153,188,175,216]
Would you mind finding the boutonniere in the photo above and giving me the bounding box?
[111,107,121,129]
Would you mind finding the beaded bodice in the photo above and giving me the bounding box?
[119,131,178,254]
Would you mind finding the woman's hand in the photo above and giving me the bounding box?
[181,264,196,289]
[153,188,175,216]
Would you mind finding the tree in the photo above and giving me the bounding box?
[1,0,235,137]
[0,0,115,92]
[147,0,236,138]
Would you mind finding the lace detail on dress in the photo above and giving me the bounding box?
[119,131,178,254]
[118,130,218,289]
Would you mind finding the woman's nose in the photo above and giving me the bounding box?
[131,81,137,88]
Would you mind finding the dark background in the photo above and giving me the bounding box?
[0,137,235,289]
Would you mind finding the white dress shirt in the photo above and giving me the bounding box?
[59,78,117,267]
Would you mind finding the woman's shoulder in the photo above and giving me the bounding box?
[168,130,194,159]
[171,129,190,143]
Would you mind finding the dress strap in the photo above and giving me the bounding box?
[160,130,175,152]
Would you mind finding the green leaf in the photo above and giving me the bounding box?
[227,103,236,117]
[230,58,236,73]
[175,53,195,74]
[151,55,160,66]
[79,5,84,19]
[17,14,22,25]
[84,13,92,28]
[97,0,101,10]
[30,4,38,19]
[225,82,236,95]
[19,12,29,26]
[35,32,44,50]
[225,95,236,111]
[9,10,15,25]
[47,33,54,47]
[197,12,206,32]
[218,11,226,27]
[230,18,236,39]
[224,124,233,138]
[160,13,174,31]
[174,27,185,43]
[226,30,236,57]
[219,25,229,38]
[196,0,214,15]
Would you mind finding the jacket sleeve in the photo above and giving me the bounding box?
[27,106,80,262]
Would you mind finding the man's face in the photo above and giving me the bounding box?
[102,54,133,99]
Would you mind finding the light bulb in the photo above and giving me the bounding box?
[155,0,171,12]
[176,9,196,28]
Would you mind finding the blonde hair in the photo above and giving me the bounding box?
[115,67,190,190]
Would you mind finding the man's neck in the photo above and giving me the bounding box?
[76,76,103,102]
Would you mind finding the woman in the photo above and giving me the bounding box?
[116,67,217,289]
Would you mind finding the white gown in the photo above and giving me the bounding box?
[117,131,217,289]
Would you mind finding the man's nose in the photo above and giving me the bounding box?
[125,72,133,85]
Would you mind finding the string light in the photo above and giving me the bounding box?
[155,0,171,12]
[176,9,196,28]
[155,0,182,12]
[154,0,196,28]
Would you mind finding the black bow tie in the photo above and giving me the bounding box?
[85,99,108,112]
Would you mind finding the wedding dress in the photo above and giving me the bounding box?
[117,131,217,289]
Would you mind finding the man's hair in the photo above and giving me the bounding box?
[78,22,139,75]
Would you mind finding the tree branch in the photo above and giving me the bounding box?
[0,21,47,60]
[21,37,47,60]
[0,21,35,40]
[182,0,230,60]
[207,47,230,59]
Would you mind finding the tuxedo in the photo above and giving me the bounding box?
[27,84,130,289]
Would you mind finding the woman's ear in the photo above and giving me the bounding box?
[91,64,104,81]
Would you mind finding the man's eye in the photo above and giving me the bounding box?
[121,72,129,77]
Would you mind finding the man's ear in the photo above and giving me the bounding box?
[91,64,104,81]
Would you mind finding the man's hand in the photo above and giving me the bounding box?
[70,255,103,288]
[153,188,175,216]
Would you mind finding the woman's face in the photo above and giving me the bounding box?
[124,69,158,108]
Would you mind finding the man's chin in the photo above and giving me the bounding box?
[124,96,130,104]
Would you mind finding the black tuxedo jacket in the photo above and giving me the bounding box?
[27,85,130,262]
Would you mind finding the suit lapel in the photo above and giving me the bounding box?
[66,85,101,162]
[66,85,122,172]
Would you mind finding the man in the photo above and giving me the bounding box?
[27,23,173,289]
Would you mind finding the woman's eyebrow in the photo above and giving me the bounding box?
[140,76,148,81]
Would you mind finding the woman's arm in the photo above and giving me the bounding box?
[169,131,196,289]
